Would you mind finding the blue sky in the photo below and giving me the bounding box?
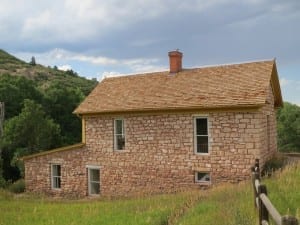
[0,0,299,105]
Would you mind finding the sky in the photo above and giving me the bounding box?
[0,0,299,105]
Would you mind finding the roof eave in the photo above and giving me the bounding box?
[74,104,264,116]
[21,143,85,160]
[270,60,284,108]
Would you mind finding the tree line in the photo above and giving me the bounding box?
[0,74,91,186]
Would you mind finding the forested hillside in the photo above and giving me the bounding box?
[0,49,97,184]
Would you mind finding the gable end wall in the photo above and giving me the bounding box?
[259,83,278,166]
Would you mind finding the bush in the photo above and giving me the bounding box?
[8,179,25,193]
[0,176,7,188]
[262,154,286,177]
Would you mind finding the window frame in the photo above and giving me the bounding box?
[87,166,100,196]
[194,116,210,155]
[114,118,125,151]
[51,164,61,189]
[195,171,211,184]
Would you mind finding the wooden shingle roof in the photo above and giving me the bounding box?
[74,60,283,115]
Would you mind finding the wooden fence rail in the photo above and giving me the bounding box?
[251,159,299,225]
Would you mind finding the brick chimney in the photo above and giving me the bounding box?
[168,50,183,73]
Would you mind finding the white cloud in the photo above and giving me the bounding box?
[102,71,121,78]
[280,78,290,87]
[58,64,72,71]
[72,55,118,65]
[17,0,176,43]
[14,48,164,75]
[15,48,118,66]
[122,58,165,73]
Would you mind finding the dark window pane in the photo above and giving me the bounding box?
[115,120,123,135]
[53,165,61,176]
[91,183,100,194]
[116,135,125,150]
[90,169,100,182]
[54,177,61,188]
[197,172,210,182]
[197,136,208,153]
[57,165,61,176]
[196,118,207,135]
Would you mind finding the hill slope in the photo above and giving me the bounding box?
[0,49,97,95]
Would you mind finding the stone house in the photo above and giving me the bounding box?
[23,51,283,197]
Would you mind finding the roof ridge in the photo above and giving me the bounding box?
[102,69,167,80]
[102,58,275,80]
[193,58,275,70]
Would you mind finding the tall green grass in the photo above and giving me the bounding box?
[175,161,300,225]
[0,162,299,225]
[265,162,300,219]
[0,190,192,225]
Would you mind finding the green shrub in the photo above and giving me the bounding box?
[8,179,25,193]
[0,176,7,188]
[262,154,286,176]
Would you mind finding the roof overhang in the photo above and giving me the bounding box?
[270,61,283,108]
[75,104,264,117]
[22,143,85,160]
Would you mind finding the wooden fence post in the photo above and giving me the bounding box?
[255,158,260,176]
[252,158,260,209]
[258,184,269,225]
[282,215,299,225]
[251,167,259,208]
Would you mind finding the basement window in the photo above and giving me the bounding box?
[51,164,61,189]
[114,118,125,150]
[195,172,211,184]
[194,117,209,154]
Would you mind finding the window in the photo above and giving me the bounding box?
[194,117,209,154]
[88,168,100,195]
[195,172,211,184]
[51,164,61,189]
[114,119,125,150]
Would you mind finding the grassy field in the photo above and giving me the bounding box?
[0,162,299,225]
[176,161,300,225]
[0,191,192,225]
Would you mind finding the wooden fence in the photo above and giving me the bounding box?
[251,159,299,225]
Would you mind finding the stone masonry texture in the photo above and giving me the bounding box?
[24,84,278,197]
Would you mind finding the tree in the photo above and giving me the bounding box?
[30,56,36,66]
[43,83,84,145]
[0,74,43,119]
[277,102,300,152]
[0,99,62,181]
[0,154,5,187]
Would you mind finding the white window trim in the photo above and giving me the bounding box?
[194,116,210,155]
[195,171,211,185]
[86,165,101,169]
[51,164,61,190]
[114,118,125,151]
[87,166,100,196]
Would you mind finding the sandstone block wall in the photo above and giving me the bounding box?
[25,101,277,197]
[259,84,278,166]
